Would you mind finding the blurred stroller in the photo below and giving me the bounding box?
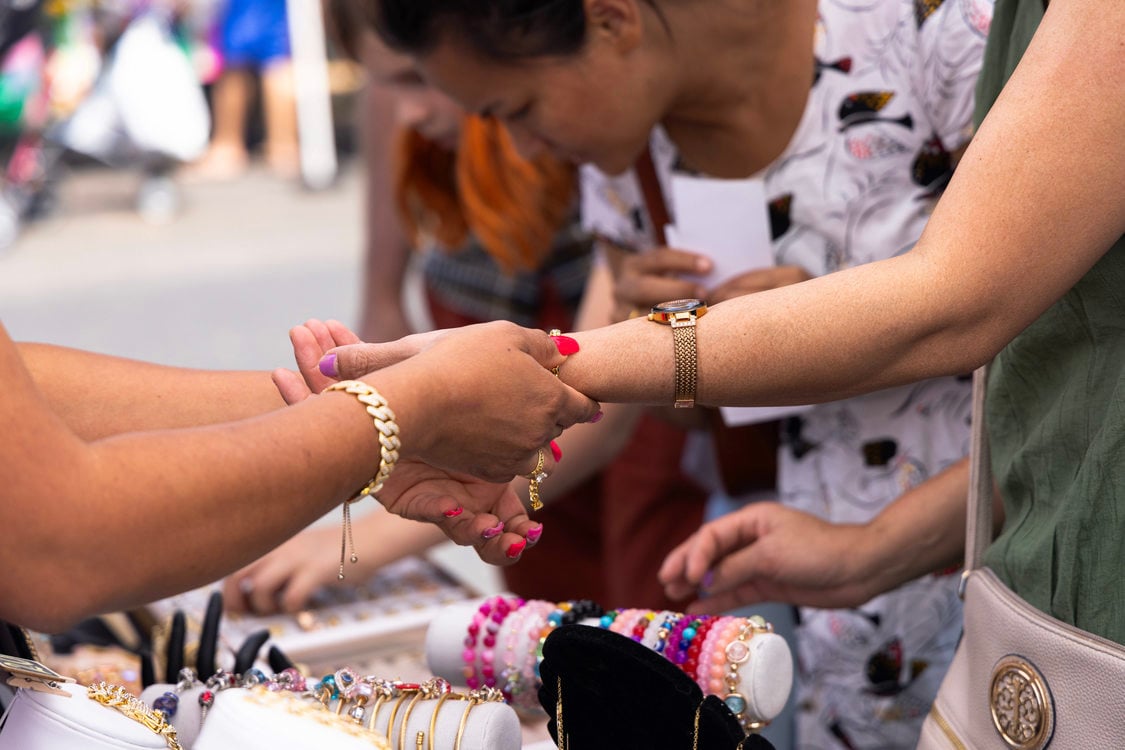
[0,0,212,252]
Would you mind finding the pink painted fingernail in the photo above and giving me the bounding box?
[550,335,579,356]
[549,440,562,463]
[481,522,505,540]
[526,524,544,544]
[318,353,338,377]
[588,410,604,424]
[506,540,527,559]
[443,506,464,518]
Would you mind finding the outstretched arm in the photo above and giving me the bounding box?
[17,343,285,439]
[1,320,596,632]
[561,0,1125,408]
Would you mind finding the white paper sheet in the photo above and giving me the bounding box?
[664,173,811,426]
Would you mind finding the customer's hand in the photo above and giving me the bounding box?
[707,265,812,303]
[222,510,447,614]
[610,247,710,322]
[272,319,362,403]
[659,502,878,612]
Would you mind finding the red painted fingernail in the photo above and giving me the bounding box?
[526,524,544,544]
[550,335,579,356]
[506,540,527,559]
[318,353,338,378]
[588,410,604,424]
[482,522,504,540]
[443,506,464,518]
[549,440,562,463]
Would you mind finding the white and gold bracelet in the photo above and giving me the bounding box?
[325,380,401,579]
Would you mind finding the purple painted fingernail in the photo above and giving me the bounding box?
[588,410,604,424]
[526,524,544,544]
[481,523,505,540]
[701,571,716,590]
[318,353,338,377]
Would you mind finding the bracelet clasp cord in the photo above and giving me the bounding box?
[324,380,401,579]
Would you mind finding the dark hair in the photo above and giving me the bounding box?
[372,0,589,61]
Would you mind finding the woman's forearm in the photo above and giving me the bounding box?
[562,0,1124,408]
[17,343,285,439]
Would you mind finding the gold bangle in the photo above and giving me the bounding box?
[367,679,396,733]
[428,692,461,750]
[325,380,401,579]
[87,682,184,750]
[454,697,476,750]
[386,691,411,745]
[397,692,424,750]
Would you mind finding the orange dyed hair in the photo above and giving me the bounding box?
[393,115,577,274]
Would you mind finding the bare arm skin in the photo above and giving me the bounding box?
[1,320,596,632]
[16,343,285,439]
[560,0,1125,407]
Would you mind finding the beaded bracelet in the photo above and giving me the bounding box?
[706,618,743,696]
[482,597,523,689]
[536,600,604,676]
[683,616,720,681]
[650,612,685,655]
[324,380,401,580]
[696,616,732,694]
[463,596,520,690]
[87,682,184,750]
[500,600,552,705]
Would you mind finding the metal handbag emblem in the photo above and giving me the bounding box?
[989,655,1054,749]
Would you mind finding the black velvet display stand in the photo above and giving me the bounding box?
[538,625,776,750]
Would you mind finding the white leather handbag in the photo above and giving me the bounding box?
[917,367,1125,749]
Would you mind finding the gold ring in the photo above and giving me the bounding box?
[524,448,547,512]
[547,329,562,376]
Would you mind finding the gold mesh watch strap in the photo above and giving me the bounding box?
[670,319,699,408]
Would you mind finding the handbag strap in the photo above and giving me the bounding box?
[635,146,671,246]
[965,364,993,572]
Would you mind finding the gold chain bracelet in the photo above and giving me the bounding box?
[87,682,183,750]
[325,380,401,579]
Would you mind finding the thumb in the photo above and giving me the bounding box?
[534,329,580,372]
[320,340,414,380]
[271,368,312,404]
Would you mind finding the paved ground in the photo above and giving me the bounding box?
[0,161,366,369]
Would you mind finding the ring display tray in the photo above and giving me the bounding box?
[147,557,479,668]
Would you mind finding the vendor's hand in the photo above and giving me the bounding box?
[272,319,362,403]
[376,458,541,566]
[611,247,711,323]
[334,321,600,481]
[707,265,812,303]
[658,502,878,612]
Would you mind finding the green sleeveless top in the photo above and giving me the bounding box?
[979,0,1125,643]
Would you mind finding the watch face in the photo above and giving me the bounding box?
[651,298,705,314]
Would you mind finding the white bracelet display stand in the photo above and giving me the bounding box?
[191,687,520,750]
[0,682,165,750]
[426,599,794,725]
[139,684,207,749]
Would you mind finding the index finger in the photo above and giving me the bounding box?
[680,513,766,587]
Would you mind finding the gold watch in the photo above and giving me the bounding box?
[648,298,708,408]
